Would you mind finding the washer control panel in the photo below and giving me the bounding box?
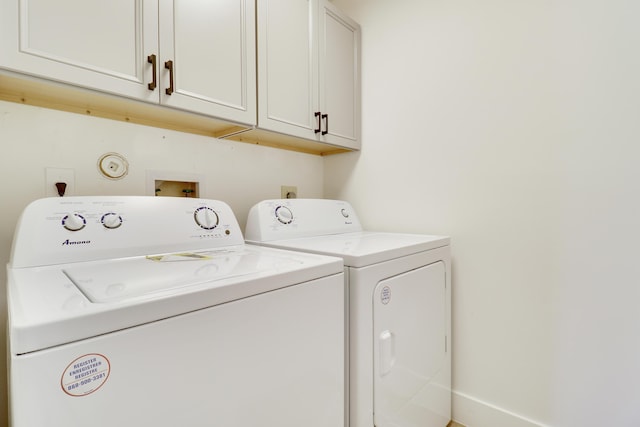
[11,196,244,268]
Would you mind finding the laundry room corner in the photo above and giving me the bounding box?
[326,0,640,426]
[0,99,325,427]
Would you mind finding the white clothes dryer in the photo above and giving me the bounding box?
[245,199,451,427]
[7,196,345,427]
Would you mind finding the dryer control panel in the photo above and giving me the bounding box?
[10,196,244,268]
[245,199,363,242]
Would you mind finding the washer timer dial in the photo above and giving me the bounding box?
[194,207,219,230]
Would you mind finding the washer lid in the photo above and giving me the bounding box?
[7,245,343,354]
[64,248,295,303]
[250,232,450,268]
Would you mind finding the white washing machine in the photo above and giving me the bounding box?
[245,199,451,427]
[7,196,345,427]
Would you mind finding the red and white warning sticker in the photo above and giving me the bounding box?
[61,353,111,397]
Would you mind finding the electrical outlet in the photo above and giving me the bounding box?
[281,185,298,199]
[45,168,75,197]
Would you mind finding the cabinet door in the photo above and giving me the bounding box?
[0,0,159,102]
[318,0,360,150]
[159,0,256,125]
[257,0,319,140]
[257,0,360,150]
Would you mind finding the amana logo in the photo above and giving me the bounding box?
[62,239,91,246]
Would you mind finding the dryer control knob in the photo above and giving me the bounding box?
[62,213,86,231]
[275,206,293,224]
[194,207,219,230]
[101,212,123,229]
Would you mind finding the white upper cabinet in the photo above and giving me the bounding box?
[0,0,158,102]
[0,0,256,125]
[0,0,359,153]
[158,0,255,124]
[319,1,360,149]
[257,0,360,150]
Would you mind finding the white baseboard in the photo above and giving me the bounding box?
[452,390,550,427]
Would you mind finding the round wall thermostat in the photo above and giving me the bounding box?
[98,152,129,180]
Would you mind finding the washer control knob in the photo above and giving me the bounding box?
[194,207,219,230]
[101,212,123,229]
[341,208,350,218]
[62,213,86,231]
[275,206,293,224]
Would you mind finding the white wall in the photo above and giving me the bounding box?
[327,0,640,426]
[0,100,324,427]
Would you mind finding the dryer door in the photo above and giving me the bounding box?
[373,261,448,427]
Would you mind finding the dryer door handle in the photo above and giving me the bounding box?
[379,330,395,376]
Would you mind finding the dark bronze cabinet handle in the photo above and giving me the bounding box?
[314,112,321,133]
[321,113,328,135]
[165,60,174,95]
[147,54,157,91]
